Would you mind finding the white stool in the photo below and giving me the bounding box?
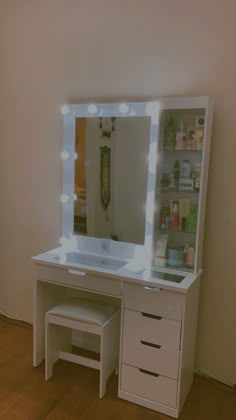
[45,297,120,398]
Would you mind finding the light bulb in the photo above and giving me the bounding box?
[59,236,67,245]
[60,151,70,160]
[60,194,70,203]
[60,105,71,115]
[74,153,78,160]
[88,104,98,114]
[119,103,129,114]
[74,194,77,201]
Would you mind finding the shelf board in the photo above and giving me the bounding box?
[152,264,194,275]
[157,189,199,194]
[159,149,203,153]
[156,227,196,235]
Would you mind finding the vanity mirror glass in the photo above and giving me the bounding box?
[61,102,160,256]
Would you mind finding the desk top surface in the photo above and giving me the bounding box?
[32,248,200,294]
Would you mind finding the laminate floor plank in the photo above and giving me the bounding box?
[0,317,235,420]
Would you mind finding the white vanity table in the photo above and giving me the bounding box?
[33,248,199,418]
[33,98,213,418]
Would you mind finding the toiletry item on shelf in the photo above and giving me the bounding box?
[160,173,170,190]
[170,200,180,229]
[167,247,184,268]
[173,160,180,190]
[164,117,176,150]
[179,199,191,232]
[175,121,186,150]
[179,160,194,191]
[187,202,198,233]
[195,128,204,150]
[179,178,194,191]
[194,116,205,150]
[169,173,176,190]
[186,243,195,268]
[154,234,168,267]
[194,162,201,191]
[180,160,192,178]
[195,116,205,129]
[186,120,197,150]
[160,206,170,229]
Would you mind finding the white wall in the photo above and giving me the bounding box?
[1,0,236,385]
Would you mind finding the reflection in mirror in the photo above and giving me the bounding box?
[61,102,160,261]
[74,117,150,245]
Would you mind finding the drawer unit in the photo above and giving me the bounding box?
[121,364,177,408]
[36,265,121,296]
[124,283,183,321]
[123,309,181,350]
[122,333,179,379]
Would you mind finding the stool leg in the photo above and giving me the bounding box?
[45,321,72,381]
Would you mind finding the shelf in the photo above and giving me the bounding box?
[157,189,199,194]
[156,227,196,235]
[152,264,194,274]
[159,149,203,153]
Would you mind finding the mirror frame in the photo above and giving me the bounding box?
[60,101,160,263]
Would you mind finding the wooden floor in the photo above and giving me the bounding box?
[0,315,235,420]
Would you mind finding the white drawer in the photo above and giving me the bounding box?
[121,364,177,408]
[123,309,181,350]
[124,283,183,321]
[36,265,121,296]
[122,329,179,379]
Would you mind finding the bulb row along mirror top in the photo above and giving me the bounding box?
[60,98,212,279]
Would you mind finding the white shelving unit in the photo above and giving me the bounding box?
[153,96,213,275]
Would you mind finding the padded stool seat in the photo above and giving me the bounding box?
[47,298,118,326]
[45,297,120,398]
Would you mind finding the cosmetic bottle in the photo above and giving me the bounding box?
[164,117,176,150]
[175,121,186,150]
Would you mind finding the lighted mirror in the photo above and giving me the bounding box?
[61,102,160,253]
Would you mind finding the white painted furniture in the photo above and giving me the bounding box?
[33,254,200,418]
[45,297,120,398]
[33,96,213,417]
[119,279,200,417]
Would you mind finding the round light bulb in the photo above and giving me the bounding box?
[60,194,70,203]
[60,151,70,160]
[88,104,98,114]
[59,236,67,245]
[60,105,71,115]
[119,103,129,114]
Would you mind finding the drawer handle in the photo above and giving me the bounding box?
[144,286,162,292]
[68,270,86,277]
[139,368,159,378]
[141,312,162,320]
[140,340,161,349]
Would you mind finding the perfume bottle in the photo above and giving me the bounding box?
[186,243,195,268]
[173,160,180,190]
[164,117,176,150]
[175,121,186,150]
[187,202,198,233]
[194,162,201,191]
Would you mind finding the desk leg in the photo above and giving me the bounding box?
[33,279,65,367]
